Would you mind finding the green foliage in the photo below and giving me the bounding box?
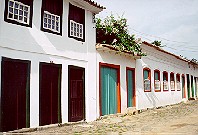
[96,15,144,56]
[152,40,163,47]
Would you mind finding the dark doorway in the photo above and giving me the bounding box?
[68,66,85,122]
[39,62,61,126]
[1,57,30,132]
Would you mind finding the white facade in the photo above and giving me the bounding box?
[136,42,198,110]
[0,0,103,129]
[95,42,198,116]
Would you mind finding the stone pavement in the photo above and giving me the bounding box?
[18,100,198,134]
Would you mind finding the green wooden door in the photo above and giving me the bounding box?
[187,74,190,99]
[127,69,134,107]
[191,76,194,97]
[182,76,185,98]
[101,67,117,115]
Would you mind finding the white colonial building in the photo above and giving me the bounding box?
[95,42,198,117]
[0,0,104,132]
[136,41,198,110]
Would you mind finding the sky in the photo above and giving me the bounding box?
[94,0,198,60]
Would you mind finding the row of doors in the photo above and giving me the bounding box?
[0,57,85,132]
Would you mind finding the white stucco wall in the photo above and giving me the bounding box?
[136,43,198,110]
[0,0,99,127]
[96,50,136,117]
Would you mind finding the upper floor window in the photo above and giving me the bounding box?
[69,3,85,42]
[4,0,33,27]
[143,68,151,92]
[170,72,175,91]
[41,0,63,35]
[154,70,160,92]
[176,74,180,91]
[163,71,168,91]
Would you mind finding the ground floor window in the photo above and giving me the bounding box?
[143,68,151,92]
[163,71,168,91]
[154,69,161,92]
[176,74,181,91]
[170,72,175,91]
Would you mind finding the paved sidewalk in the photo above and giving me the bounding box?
[28,100,198,134]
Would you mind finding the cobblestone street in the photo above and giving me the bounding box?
[28,100,198,134]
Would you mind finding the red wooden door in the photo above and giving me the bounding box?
[1,57,30,132]
[39,63,61,126]
[68,66,85,122]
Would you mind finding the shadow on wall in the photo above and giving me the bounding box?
[145,92,159,108]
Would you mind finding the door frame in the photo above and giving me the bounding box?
[126,67,136,107]
[68,65,85,122]
[39,62,62,125]
[99,62,121,116]
[0,57,30,131]
[187,74,190,99]
[181,74,186,98]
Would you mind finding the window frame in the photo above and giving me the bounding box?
[68,3,85,42]
[163,71,169,91]
[176,73,181,91]
[154,69,161,92]
[143,68,151,92]
[4,0,33,27]
[41,0,63,35]
[170,72,175,91]
[42,11,61,33]
[70,20,84,39]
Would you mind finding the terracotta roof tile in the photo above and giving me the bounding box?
[83,0,106,9]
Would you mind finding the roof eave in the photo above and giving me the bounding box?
[71,0,105,14]
[96,43,141,59]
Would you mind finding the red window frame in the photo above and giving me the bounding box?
[176,74,181,91]
[163,71,169,91]
[170,72,175,91]
[143,68,151,92]
[154,69,161,92]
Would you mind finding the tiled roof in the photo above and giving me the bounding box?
[96,43,141,59]
[143,41,198,65]
[83,0,106,9]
